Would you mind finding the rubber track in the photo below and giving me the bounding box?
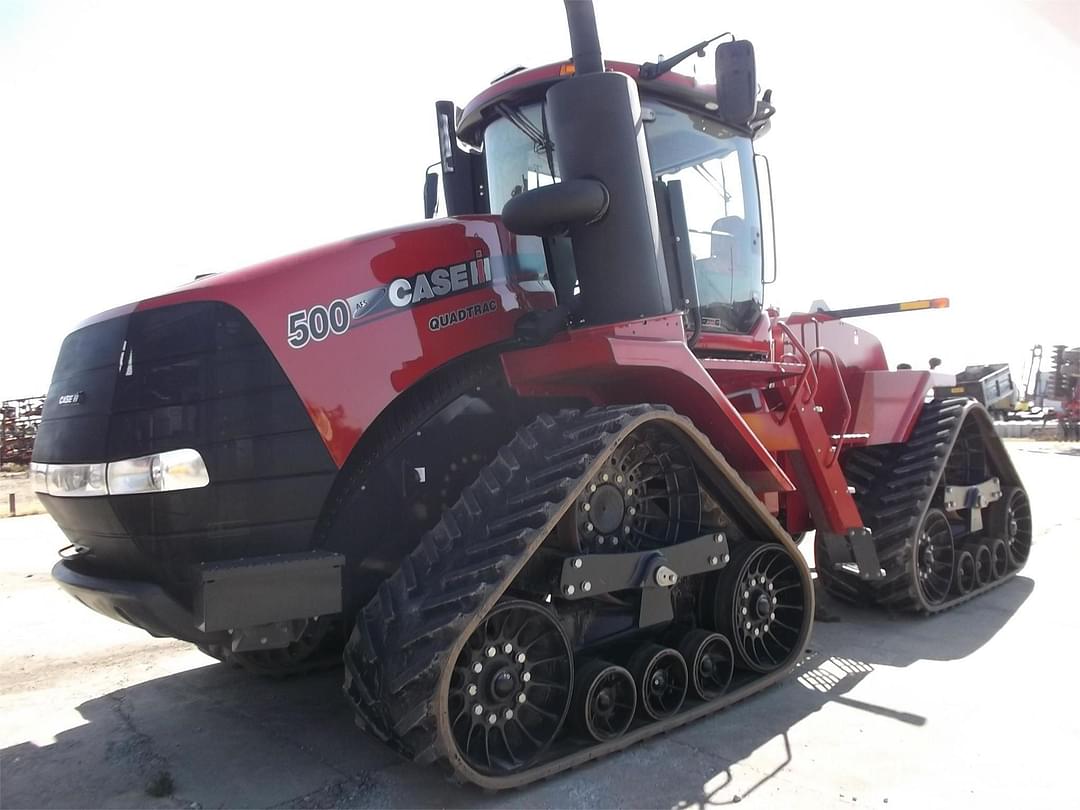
[817,398,1026,613]
[342,405,813,789]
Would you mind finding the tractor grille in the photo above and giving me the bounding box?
[34,301,337,602]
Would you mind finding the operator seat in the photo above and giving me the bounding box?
[693,216,745,281]
[693,215,743,302]
[693,215,762,332]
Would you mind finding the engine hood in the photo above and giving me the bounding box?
[52,216,554,467]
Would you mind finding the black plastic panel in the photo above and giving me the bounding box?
[197,551,344,632]
[34,301,337,602]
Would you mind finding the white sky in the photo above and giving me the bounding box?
[2,0,1078,401]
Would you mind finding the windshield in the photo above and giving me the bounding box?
[484,99,764,333]
[645,103,763,332]
[484,104,559,212]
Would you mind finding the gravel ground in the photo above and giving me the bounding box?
[0,471,44,519]
[0,440,1075,809]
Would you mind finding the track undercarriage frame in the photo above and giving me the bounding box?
[343,406,815,787]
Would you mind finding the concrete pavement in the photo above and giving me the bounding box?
[1,441,1074,808]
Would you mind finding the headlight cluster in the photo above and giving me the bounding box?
[31,449,210,497]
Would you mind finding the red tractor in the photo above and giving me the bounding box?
[32,2,1031,789]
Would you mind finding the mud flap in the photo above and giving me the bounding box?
[196,551,344,635]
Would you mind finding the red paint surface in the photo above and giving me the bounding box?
[500,315,796,495]
[124,216,552,467]
[458,60,706,143]
[83,208,946,535]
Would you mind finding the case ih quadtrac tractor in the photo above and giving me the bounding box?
[33,2,1031,789]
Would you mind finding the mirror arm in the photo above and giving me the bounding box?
[639,32,732,81]
[749,89,776,138]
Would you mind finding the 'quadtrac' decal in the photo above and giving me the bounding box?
[428,299,499,332]
[286,250,491,349]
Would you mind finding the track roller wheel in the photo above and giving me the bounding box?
[704,542,807,673]
[571,660,636,741]
[989,538,1009,580]
[990,487,1032,567]
[677,629,734,700]
[966,544,992,588]
[447,600,573,775]
[953,550,976,595]
[627,644,687,720]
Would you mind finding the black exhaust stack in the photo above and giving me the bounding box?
[502,0,672,325]
[564,0,604,74]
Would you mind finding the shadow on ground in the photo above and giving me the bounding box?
[1,576,1033,809]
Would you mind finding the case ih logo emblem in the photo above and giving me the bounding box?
[387,251,491,308]
[286,250,493,349]
[57,392,85,406]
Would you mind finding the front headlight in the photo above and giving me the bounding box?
[30,462,49,494]
[107,449,209,495]
[32,449,209,497]
[37,462,108,497]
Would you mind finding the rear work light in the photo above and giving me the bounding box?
[31,449,209,498]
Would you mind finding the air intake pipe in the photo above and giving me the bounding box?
[501,0,673,326]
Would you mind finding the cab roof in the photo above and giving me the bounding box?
[456,60,729,146]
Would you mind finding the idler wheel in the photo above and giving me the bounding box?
[989,487,1032,567]
[678,629,734,701]
[989,537,1009,580]
[953,550,976,595]
[703,542,808,673]
[913,509,955,606]
[627,644,688,720]
[571,660,636,741]
[447,600,572,775]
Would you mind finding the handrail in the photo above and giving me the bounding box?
[808,345,853,467]
[773,321,819,425]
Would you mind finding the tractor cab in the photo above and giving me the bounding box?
[428,51,775,340]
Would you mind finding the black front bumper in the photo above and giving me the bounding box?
[52,550,345,644]
[53,559,214,643]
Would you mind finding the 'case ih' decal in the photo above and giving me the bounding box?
[286,250,492,349]
[387,251,491,308]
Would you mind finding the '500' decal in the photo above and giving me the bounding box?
[286,300,351,348]
[286,251,492,349]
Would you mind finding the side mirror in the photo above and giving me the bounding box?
[715,40,756,127]
[929,357,942,370]
[423,171,439,219]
